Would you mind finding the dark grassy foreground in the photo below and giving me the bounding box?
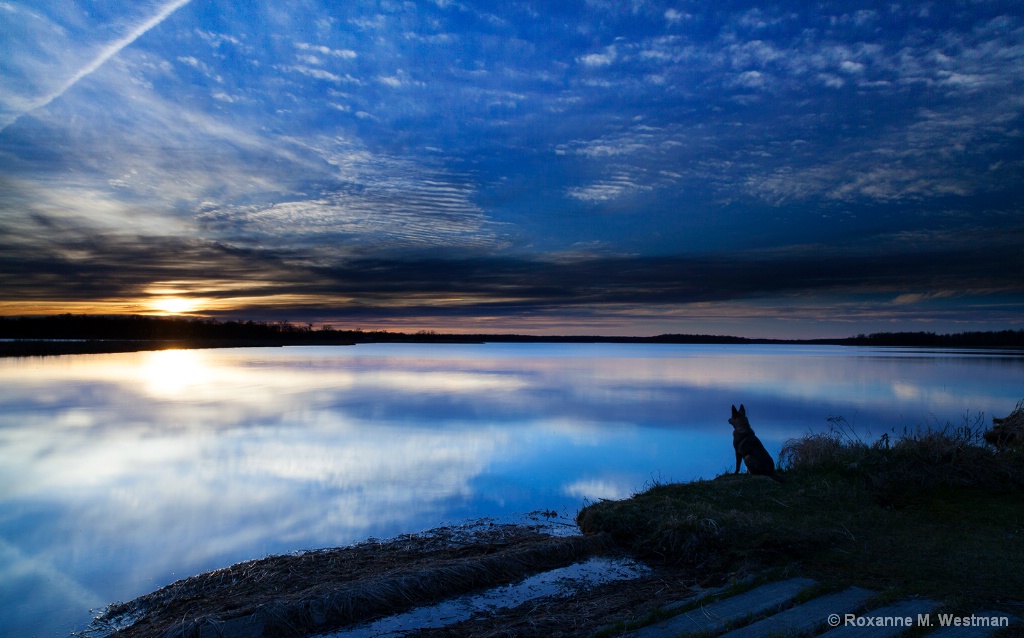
[578,409,1024,615]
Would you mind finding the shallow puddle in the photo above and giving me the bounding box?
[321,555,651,637]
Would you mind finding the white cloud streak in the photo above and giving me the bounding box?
[0,0,192,132]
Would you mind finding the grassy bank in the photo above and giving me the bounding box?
[577,408,1024,612]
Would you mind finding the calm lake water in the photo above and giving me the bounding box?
[2,343,1022,637]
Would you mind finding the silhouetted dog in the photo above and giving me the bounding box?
[729,404,775,477]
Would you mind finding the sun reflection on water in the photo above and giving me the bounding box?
[139,349,216,398]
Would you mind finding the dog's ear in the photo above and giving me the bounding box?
[739,404,746,416]
[731,405,738,416]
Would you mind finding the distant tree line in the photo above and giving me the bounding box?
[840,331,1024,348]
[653,331,1024,348]
[0,314,344,342]
[1,314,1022,349]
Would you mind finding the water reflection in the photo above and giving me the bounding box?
[0,344,1021,637]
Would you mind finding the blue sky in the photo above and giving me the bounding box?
[1,0,1023,337]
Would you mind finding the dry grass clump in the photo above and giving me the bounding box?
[775,416,871,470]
[778,414,1024,505]
[987,399,1024,450]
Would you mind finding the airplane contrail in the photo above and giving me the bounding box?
[1,0,193,132]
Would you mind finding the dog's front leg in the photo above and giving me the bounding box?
[734,451,742,474]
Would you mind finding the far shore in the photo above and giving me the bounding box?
[0,338,358,358]
[2,315,1023,357]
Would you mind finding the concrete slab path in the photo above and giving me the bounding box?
[718,586,876,638]
[819,597,940,638]
[615,579,1018,638]
[627,577,816,638]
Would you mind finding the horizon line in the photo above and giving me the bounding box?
[2,313,1023,346]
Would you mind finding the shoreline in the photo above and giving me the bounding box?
[80,409,1024,638]
[85,521,661,638]
[84,478,1024,638]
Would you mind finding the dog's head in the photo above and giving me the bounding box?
[729,404,749,430]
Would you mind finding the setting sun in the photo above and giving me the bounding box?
[149,296,200,315]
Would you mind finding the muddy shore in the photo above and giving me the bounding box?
[87,522,710,638]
